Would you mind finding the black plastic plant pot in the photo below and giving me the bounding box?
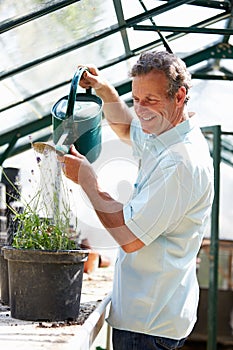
[1,167,21,204]
[0,244,9,305]
[3,247,88,321]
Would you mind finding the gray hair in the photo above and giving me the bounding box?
[130,51,192,103]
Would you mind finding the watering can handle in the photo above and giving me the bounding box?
[65,67,90,119]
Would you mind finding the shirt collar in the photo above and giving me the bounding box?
[147,116,197,153]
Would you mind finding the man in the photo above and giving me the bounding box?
[60,51,214,349]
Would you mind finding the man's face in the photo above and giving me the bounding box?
[132,70,185,135]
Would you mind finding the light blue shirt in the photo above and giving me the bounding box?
[107,116,214,339]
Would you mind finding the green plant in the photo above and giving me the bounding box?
[12,205,77,251]
[0,153,80,251]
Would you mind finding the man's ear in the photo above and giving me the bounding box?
[176,86,186,106]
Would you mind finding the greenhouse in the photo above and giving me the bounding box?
[0,1,232,350]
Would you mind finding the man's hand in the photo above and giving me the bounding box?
[78,64,107,91]
[58,145,97,187]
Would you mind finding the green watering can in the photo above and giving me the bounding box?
[51,67,103,163]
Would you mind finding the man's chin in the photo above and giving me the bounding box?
[141,127,151,134]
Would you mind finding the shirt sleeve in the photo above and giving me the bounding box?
[123,158,195,246]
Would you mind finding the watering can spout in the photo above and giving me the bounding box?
[51,68,103,163]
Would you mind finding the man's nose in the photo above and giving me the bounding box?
[137,100,147,107]
[135,102,148,112]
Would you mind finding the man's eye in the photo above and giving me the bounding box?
[147,98,157,104]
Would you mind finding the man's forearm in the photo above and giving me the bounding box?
[81,179,144,253]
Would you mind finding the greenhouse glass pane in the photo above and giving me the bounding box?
[1,0,117,71]
[0,0,78,23]
[189,80,233,131]
[153,3,224,27]
[121,0,162,20]
[1,31,125,104]
[122,1,225,54]
[127,25,163,51]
